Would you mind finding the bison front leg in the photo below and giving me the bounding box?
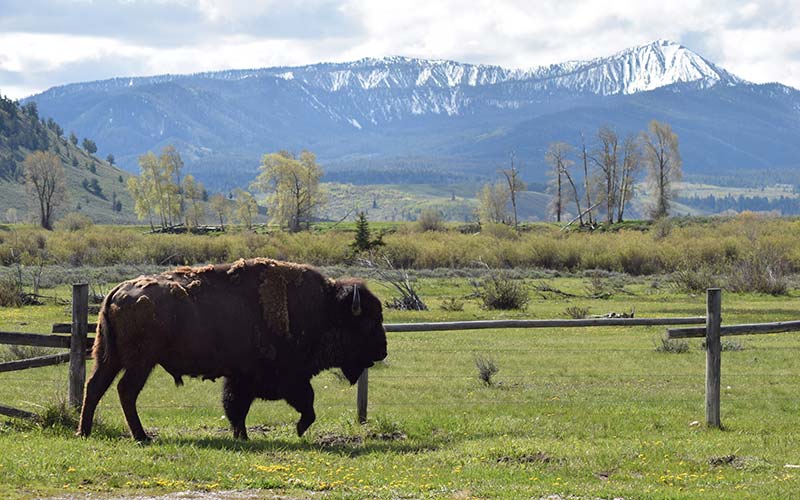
[117,366,154,442]
[285,380,315,437]
[222,377,255,440]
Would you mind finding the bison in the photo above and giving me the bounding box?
[77,258,387,441]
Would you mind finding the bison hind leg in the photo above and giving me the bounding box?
[222,377,255,441]
[77,356,122,437]
[117,365,154,442]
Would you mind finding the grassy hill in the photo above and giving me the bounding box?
[0,94,136,224]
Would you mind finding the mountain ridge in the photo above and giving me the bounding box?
[24,40,800,191]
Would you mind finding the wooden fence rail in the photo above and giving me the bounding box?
[0,331,72,348]
[2,286,798,432]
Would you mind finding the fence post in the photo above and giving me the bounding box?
[357,368,368,424]
[705,288,722,428]
[69,283,89,409]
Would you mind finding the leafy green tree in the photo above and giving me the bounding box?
[160,145,184,223]
[234,189,259,230]
[210,193,230,230]
[106,153,115,165]
[89,178,102,196]
[129,148,181,229]
[251,150,325,232]
[69,132,78,146]
[23,151,66,230]
[477,182,510,225]
[82,138,97,154]
[182,174,205,229]
[127,176,156,230]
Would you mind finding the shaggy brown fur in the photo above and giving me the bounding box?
[77,258,387,441]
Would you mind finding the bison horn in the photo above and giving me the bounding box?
[352,285,361,316]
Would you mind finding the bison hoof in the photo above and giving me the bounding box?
[296,420,313,437]
[133,434,152,444]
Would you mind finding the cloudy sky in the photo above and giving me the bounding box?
[1,0,799,99]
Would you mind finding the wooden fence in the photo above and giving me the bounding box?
[1,285,797,430]
[0,284,91,419]
[667,288,800,428]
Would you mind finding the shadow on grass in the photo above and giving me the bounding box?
[161,434,439,457]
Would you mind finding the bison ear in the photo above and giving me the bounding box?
[351,284,362,316]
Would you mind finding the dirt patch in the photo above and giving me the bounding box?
[313,433,363,447]
[368,431,407,441]
[708,454,764,469]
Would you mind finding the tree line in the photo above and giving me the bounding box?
[678,193,800,216]
[540,119,682,226]
[127,147,325,233]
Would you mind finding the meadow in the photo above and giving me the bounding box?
[1,271,800,499]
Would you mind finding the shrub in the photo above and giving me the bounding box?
[726,245,789,295]
[415,209,444,232]
[0,274,22,307]
[37,400,79,430]
[55,212,93,232]
[479,274,529,310]
[702,339,745,352]
[654,337,690,354]
[650,217,672,240]
[481,222,518,240]
[671,265,719,294]
[564,305,590,319]
[440,297,465,312]
[0,345,56,362]
[474,354,499,386]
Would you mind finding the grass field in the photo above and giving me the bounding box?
[1,277,800,499]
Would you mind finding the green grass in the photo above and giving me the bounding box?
[1,278,800,499]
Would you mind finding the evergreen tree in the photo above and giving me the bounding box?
[350,211,384,253]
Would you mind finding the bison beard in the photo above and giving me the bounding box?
[76,258,387,442]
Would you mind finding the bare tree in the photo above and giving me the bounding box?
[641,120,682,219]
[23,151,66,230]
[616,135,642,223]
[580,134,595,226]
[546,142,583,225]
[592,126,620,225]
[545,145,564,222]
[500,153,525,229]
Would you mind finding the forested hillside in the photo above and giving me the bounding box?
[0,94,135,224]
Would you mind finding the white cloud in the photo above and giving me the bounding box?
[1,0,799,99]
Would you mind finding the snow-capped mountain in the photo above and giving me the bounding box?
[26,40,800,190]
[250,39,739,96]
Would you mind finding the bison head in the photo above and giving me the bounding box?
[334,280,387,384]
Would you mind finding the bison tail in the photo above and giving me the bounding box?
[93,283,124,363]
